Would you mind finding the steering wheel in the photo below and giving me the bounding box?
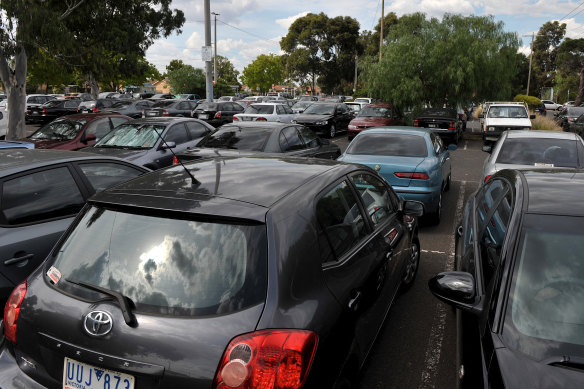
[542,146,562,163]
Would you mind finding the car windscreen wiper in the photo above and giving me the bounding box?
[546,355,584,371]
[66,279,137,327]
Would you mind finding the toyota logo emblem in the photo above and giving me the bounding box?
[84,311,113,337]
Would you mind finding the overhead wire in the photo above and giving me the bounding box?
[558,0,584,22]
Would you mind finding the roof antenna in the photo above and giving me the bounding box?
[152,123,201,186]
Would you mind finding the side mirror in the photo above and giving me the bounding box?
[401,200,424,217]
[83,133,97,144]
[482,145,492,153]
[428,271,483,316]
[478,114,484,119]
[529,114,536,119]
[159,141,176,150]
[448,144,457,151]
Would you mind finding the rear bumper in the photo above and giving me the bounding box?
[0,344,47,388]
[393,186,441,214]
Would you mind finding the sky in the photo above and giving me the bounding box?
[145,0,584,76]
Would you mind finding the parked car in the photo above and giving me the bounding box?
[542,99,561,111]
[218,95,237,102]
[414,107,464,144]
[292,100,314,114]
[345,102,363,114]
[479,102,534,146]
[1,154,424,388]
[347,102,404,140]
[292,102,354,138]
[100,99,155,119]
[233,103,295,123]
[534,102,546,115]
[149,93,175,100]
[241,96,268,103]
[0,149,149,307]
[80,117,214,169]
[191,101,245,127]
[142,99,199,118]
[175,93,201,101]
[25,98,81,125]
[338,127,455,224]
[25,94,57,123]
[429,168,584,388]
[354,97,373,104]
[65,93,92,101]
[298,95,319,102]
[176,122,341,162]
[25,113,131,150]
[481,130,584,183]
[557,106,584,131]
[78,98,115,114]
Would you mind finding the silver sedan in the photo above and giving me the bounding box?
[481,130,584,183]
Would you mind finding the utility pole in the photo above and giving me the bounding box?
[212,12,220,85]
[354,54,358,94]
[526,32,534,96]
[379,0,384,62]
[204,0,213,101]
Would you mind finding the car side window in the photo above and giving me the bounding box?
[77,162,145,192]
[284,105,293,114]
[164,123,189,144]
[64,101,78,108]
[277,105,285,115]
[85,119,112,140]
[316,181,368,263]
[185,121,210,139]
[350,173,396,227]
[280,126,306,152]
[297,126,319,148]
[1,167,85,225]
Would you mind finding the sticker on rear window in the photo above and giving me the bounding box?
[47,266,62,285]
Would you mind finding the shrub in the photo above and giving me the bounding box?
[473,106,483,120]
[531,114,563,131]
[513,94,542,111]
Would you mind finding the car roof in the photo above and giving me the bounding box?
[520,169,584,216]
[91,156,352,220]
[54,113,130,121]
[221,122,291,130]
[123,117,202,125]
[504,130,579,140]
[357,126,433,136]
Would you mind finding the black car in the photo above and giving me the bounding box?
[429,168,584,388]
[148,93,174,100]
[176,122,341,162]
[292,102,354,138]
[100,99,154,119]
[414,108,464,144]
[78,98,116,114]
[143,99,199,118]
[80,117,215,169]
[0,149,149,307]
[2,155,423,388]
[192,100,245,127]
[555,106,584,130]
[25,95,57,123]
[26,99,81,125]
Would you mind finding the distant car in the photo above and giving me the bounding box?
[292,102,354,138]
[218,96,237,102]
[77,98,115,114]
[143,99,199,118]
[542,99,561,111]
[354,97,373,104]
[563,100,575,107]
[149,93,175,100]
[291,100,314,114]
[429,168,584,389]
[100,99,155,119]
[25,98,81,125]
[191,101,245,127]
[345,102,363,114]
[347,102,404,140]
[0,149,149,306]
[298,95,319,102]
[414,107,464,144]
[0,140,35,149]
[80,117,215,169]
[175,93,201,101]
[97,92,119,99]
[482,130,584,183]
[64,93,92,101]
[25,94,57,123]
[338,127,456,224]
[242,96,268,103]
[25,113,131,150]
[233,103,295,123]
[176,122,341,162]
[557,106,584,131]
[534,102,546,116]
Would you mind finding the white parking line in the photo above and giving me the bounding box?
[463,141,467,151]
[418,181,467,389]
[421,250,447,254]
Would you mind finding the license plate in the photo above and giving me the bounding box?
[63,357,135,389]
[243,117,252,121]
[198,114,208,119]
[146,111,158,116]
[485,136,498,141]
[427,123,437,128]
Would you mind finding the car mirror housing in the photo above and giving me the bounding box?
[482,145,492,153]
[428,271,483,317]
[401,200,424,217]
[159,141,176,150]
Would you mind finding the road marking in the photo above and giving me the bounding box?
[421,250,447,254]
[418,181,467,389]
[463,141,467,151]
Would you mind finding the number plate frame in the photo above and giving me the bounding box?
[63,357,135,389]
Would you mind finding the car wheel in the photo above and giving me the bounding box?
[401,238,420,290]
[445,173,451,192]
[329,124,336,138]
[428,191,442,225]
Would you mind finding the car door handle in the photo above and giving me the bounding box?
[5,253,34,266]
[348,291,362,311]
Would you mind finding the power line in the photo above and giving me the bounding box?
[371,0,381,31]
[217,19,280,46]
[558,0,584,22]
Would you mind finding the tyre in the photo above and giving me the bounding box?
[329,124,336,138]
[445,173,451,192]
[428,191,442,225]
[401,238,420,291]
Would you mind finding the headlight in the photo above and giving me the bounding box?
[348,124,356,130]
[315,120,328,125]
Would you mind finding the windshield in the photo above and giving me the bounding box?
[358,106,391,117]
[30,120,87,141]
[346,133,428,157]
[152,100,176,108]
[244,105,274,114]
[95,124,165,149]
[303,104,336,115]
[487,106,528,118]
[496,138,580,167]
[49,206,267,316]
[503,214,584,358]
[199,127,271,151]
[110,101,133,108]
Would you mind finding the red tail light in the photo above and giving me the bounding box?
[142,109,145,118]
[484,175,491,183]
[215,111,222,119]
[394,172,430,180]
[413,119,419,127]
[173,156,179,165]
[213,329,317,389]
[42,108,47,115]
[92,107,99,113]
[448,121,455,130]
[256,117,267,121]
[77,107,80,112]
[4,281,27,344]
[233,116,239,121]
[162,109,169,117]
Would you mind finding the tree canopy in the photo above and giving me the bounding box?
[532,21,566,94]
[240,53,284,93]
[557,38,584,106]
[167,64,205,95]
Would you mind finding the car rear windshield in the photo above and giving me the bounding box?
[95,124,166,149]
[420,108,456,118]
[198,127,271,151]
[196,102,218,111]
[358,106,391,117]
[496,138,579,168]
[504,214,584,357]
[346,133,428,157]
[43,100,64,108]
[487,106,528,118]
[245,105,274,114]
[30,120,87,141]
[49,206,267,316]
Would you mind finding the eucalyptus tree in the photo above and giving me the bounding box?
[240,54,284,93]
[557,38,584,106]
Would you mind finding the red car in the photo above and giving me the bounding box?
[24,113,132,150]
[347,102,403,140]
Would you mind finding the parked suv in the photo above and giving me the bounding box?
[478,102,535,145]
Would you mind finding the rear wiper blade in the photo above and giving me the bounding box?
[67,279,137,327]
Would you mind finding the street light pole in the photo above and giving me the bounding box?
[526,32,534,96]
[212,12,220,85]
[379,0,384,62]
[204,0,213,101]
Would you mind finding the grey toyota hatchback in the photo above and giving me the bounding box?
[1,156,422,389]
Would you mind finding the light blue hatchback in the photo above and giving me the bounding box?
[337,127,455,224]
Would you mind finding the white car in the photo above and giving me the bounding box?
[542,100,561,111]
[233,103,295,122]
[353,97,373,104]
[0,100,8,139]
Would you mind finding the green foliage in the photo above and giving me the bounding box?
[555,73,580,103]
[167,65,205,95]
[214,55,240,86]
[166,59,186,75]
[241,54,284,93]
[513,94,542,110]
[532,21,566,92]
[557,38,584,105]
[362,12,399,57]
[360,13,520,112]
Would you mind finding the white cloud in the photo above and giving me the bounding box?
[388,0,475,18]
[185,31,204,50]
[217,38,246,53]
[563,17,584,39]
[276,11,310,29]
